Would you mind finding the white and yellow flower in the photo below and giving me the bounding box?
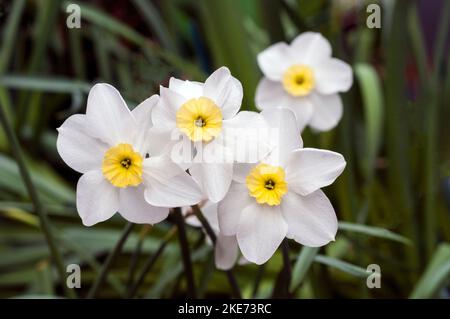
[57,83,203,226]
[152,67,268,203]
[255,32,353,132]
[218,108,346,264]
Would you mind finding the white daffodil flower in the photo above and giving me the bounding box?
[152,66,269,203]
[218,108,346,265]
[255,32,353,132]
[57,83,203,226]
[183,201,240,270]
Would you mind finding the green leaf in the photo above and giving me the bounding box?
[410,244,450,298]
[290,246,319,292]
[339,222,411,245]
[314,255,369,278]
[354,63,384,180]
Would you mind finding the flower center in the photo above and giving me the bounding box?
[246,163,288,206]
[282,64,315,97]
[176,97,223,142]
[102,143,143,188]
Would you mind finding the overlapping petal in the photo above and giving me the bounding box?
[85,83,135,146]
[56,114,107,173]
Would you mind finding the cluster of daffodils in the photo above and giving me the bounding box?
[57,32,351,269]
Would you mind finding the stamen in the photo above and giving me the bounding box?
[121,158,131,169]
[265,179,275,190]
[194,117,206,127]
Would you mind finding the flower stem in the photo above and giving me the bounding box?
[127,227,177,298]
[173,207,197,298]
[191,205,242,298]
[87,222,135,298]
[0,99,75,298]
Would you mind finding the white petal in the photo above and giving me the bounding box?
[143,156,203,207]
[257,42,293,81]
[285,148,346,196]
[85,83,135,146]
[255,78,294,109]
[232,163,254,183]
[215,233,239,270]
[201,201,220,232]
[169,77,204,100]
[236,202,287,265]
[56,114,107,173]
[119,185,169,225]
[314,58,353,94]
[185,200,219,232]
[131,94,159,154]
[290,32,332,65]
[217,182,252,236]
[76,170,119,226]
[281,190,337,246]
[222,111,271,163]
[255,78,314,131]
[203,67,243,119]
[189,162,233,203]
[151,86,184,131]
[261,108,302,166]
[309,93,343,132]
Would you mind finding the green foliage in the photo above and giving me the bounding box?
[0,0,448,299]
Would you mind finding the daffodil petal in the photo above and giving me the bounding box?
[309,93,343,132]
[85,83,135,146]
[285,148,346,196]
[261,108,302,166]
[290,32,332,65]
[131,94,159,154]
[76,170,119,226]
[119,185,169,225]
[281,190,337,246]
[255,78,314,131]
[189,162,233,203]
[56,114,107,173]
[152,86,184,131]
[217,182,252,236]
[236,202,287,265]
[257,42,294,81]
[169,77,204,100]
[215,233,239,270]
[313,58,353,94]
[203,67,243,119]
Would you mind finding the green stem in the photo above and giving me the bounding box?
[173,207,197,298]
[192,205,242,298]
[87,222,135,298]
[127,227,176,298]
[0,97,75,298]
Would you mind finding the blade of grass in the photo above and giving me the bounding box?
[87,222,135,298]
[290,246,320,293]
[410,244,450,298]
[314,255,369,278]
[0,93,75,298]
[339,222,411,245]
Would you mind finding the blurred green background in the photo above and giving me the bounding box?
[0,0,449,299]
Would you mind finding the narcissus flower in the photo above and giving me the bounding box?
[57,83,202,226]
[218,108,346,264]
[255,32,353,132]
[152,67,269,203]
[183,201,239,270]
